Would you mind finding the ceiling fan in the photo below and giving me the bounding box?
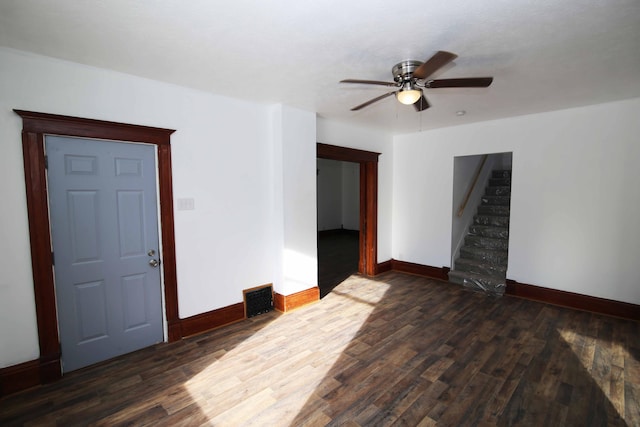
[340,51,493,112]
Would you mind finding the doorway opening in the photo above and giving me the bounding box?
[316,143,380,298]
[317,158,360,297]
[450,152,513,295]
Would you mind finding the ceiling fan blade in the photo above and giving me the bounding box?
[351,91,397,111]
[427,77,493,88]
[340,79,397,87]
[413,95,430,112]
[413,51,458,80]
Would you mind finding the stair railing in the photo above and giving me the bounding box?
[457,154,488,217]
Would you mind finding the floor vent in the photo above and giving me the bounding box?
[244,285,274,318]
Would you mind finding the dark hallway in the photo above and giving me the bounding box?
[317,230,359,298]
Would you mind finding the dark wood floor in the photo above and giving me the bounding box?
[1,272,638,426]
[318,230,359,298]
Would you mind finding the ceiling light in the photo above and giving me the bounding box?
[456,110,466,116]
[396,82,422,105]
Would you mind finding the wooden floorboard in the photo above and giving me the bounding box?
[1,271,638,426]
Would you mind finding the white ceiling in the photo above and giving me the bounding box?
[1,0,639,134]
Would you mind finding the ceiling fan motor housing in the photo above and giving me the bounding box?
[392,60,424,82]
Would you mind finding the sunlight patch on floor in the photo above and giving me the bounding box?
[184,277,390,425]
[556,326,627,419]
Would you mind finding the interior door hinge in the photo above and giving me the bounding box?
[51,251,55,266]
[44,155,48,169]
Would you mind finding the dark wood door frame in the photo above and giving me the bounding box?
[317,143,380,276]
[15,110,181,384]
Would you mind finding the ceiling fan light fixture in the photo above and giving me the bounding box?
[396,82,422,105]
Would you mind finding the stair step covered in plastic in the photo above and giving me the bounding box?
[485,186,511,196]
[448,270,506,295]
[489,177,511,186]
[455,257,507,276]
[477,205,510,216]
[449,168,512,297]
[460,246,509,265]
[465,235,509,251]
[492,170,512,178]
[468,225,509,239]
[473,215,509,227]
[481,195,511,206]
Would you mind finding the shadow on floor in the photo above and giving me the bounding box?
[317,230,359,298]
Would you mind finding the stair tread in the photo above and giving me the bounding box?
[461,246,508,254]
[478,204,510,209]
[466,235,508,242]
[468,225,509,240]
[454,259,507,276]
[456,257,507,270]
[469,224,508,230]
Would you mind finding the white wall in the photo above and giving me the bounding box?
[316,119,393,261]
[271,104,318,296]
[316,158,343,231]
[316,159,359,231]
[0,48,315,368]
[341,161,360,230]
[393,98,640,304]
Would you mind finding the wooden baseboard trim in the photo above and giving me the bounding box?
[506,280,640,321]
[274,287,320,312]
[0,352,63,398]
[179,302,246,338]
[0,359,40,397]
[376,259,393,274]
[390,259,450,281]
[0,359,41,397]
[167,319,183,342]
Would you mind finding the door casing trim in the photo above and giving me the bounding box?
[15,110,180,383]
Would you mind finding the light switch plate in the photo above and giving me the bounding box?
[177,198,195,210]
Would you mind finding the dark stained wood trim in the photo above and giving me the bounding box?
[364,161,378,275]
[274,287,320,312]
[317,143,380,276]
[14,110,175,145]
[317,143,380,163]
[375,259,393,274]
[180,303,246,338]
[358,164,367,274]
[20,130,61,380]
[0,359,40,397]
[14,110,179,390]
[506,279,640,321]
[390,260,451,281]
[156,143,181,342]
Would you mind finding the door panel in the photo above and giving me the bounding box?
[67,190,101,262]
[74,280,108,343]
[117,190,146,257]
[46,136,163,372]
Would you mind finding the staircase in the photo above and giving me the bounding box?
[449,169,511,296]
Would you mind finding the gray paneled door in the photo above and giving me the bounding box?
[46,136,163,372]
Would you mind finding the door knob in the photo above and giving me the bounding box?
[149,259,159,268]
